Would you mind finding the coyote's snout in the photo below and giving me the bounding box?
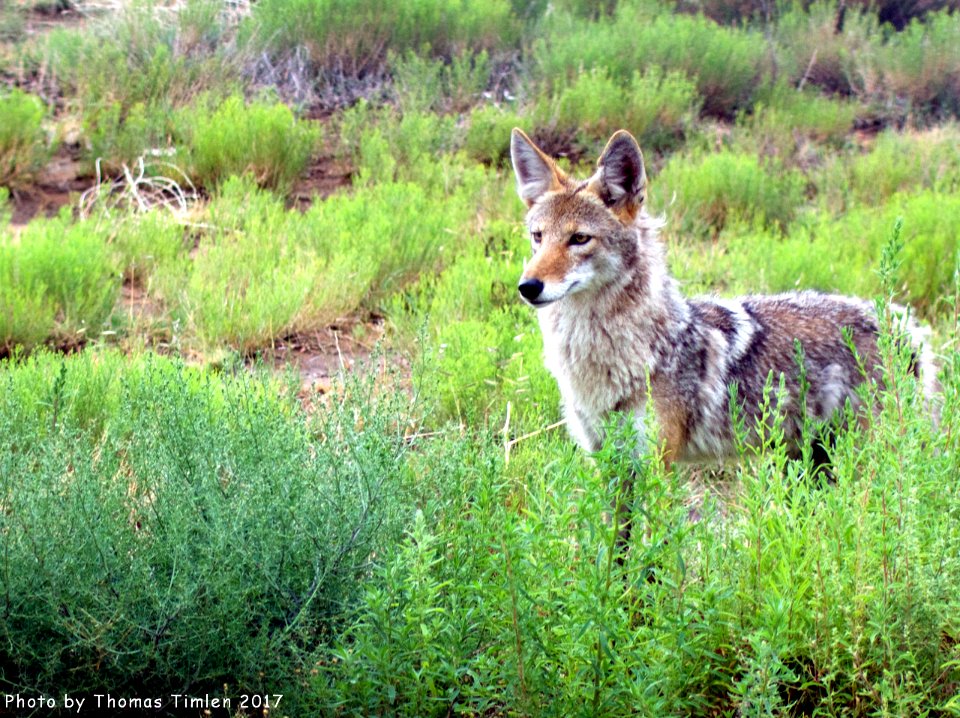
[510,128,937,465]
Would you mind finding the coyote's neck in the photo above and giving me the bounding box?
[539,233,690,438]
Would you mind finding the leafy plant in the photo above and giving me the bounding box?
[180,93,320,193]
[653,150,806,236]
[0,215,118,354]
[0,88,51,189]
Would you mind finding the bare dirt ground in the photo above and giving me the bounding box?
[9,146,88,224]
[268,316,390,399]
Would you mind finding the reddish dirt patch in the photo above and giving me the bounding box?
[291,153,352,210]
[267,316,392,396]
[9,147,88,225]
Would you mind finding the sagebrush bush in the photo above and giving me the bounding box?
[653,150,806,236]
[108,210,189,287]
[773,1,881,96]
[158,165,487,351]
[40,2,244,164]
[0,215,118,354]
[817,126,960,210]
[390,49,492,114]
[549,66,699,152]
[464,104,526,165]
[251,0,517,75]
[739,84,857,159]
[879,9,960,117]
[0,349,448,712]
[702,191,960,314]
[536,3,768,117]
[180,93,320,192]
[338,101,463,188]
[84,100,179,171]
[0,88,51,188]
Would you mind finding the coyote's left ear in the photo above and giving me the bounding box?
[589,130,647,221]
[510,128,567,207]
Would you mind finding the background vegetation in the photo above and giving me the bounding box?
[1,0,960,714]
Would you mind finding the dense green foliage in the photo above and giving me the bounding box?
[2,0,960,714]
[0,88,50,188]
[0,351,450,711]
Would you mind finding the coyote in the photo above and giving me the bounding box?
[510,128,937,467]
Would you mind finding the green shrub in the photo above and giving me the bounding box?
[160,167,487,351]
[251,0,517,74]
[879,9,960,118]
[653,150,806,236]
[536,4,768,117]
[109,210,190,287]
[0,88,51,189]
[41,1,242,112]
[390,49,492,114]
[388,219,556,430]
[180,93,320,193]
[739,84,858,158]
[773,1,881,95]
[818,127,960,210]
[0,215,118,354]
[703,191,960,314]
[159,178,313,351]
[0,349,444,712]
[338,102,462,188]
[84,100,180,171]
[314,330,959,715]
[464,104,526,165]
[549,66,699,152]
[38,1,244,166]
[297,169,488,320]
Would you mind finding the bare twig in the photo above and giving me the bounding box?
[797,49,819,93]
[78,155,198,219]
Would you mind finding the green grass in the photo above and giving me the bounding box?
[816,126,960,212]
[681,190,960,315]
[179,93,321,193]
[738,84,858,159]
[0,349,451,713]
[772,2,881,96]
[879,9,960,118]
[547,65,699,153]
[535,4,768,118]
[0,214,118,355]
[250,0,518,75]
[35,1,244,170]
[0,88,50,189]
[653,150,806,237]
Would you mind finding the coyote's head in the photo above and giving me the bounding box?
[510,129,651,307]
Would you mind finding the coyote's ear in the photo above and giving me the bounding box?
[510,128,566,207]
[590,130,647,221]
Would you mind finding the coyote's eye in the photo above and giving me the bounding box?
[569,232,592,246]
[531,231,543,244]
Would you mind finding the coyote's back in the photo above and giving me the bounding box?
[510,128,937,463]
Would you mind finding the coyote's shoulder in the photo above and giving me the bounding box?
[510,128,937,463]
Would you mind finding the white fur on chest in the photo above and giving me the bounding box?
[539,303,653,450]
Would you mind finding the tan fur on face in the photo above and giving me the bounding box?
[524,241,576,285]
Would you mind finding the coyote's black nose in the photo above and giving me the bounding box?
[518,278,544,302]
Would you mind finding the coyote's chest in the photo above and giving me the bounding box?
[539,304,654,449]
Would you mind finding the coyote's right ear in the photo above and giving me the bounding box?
[510,128,566,207]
